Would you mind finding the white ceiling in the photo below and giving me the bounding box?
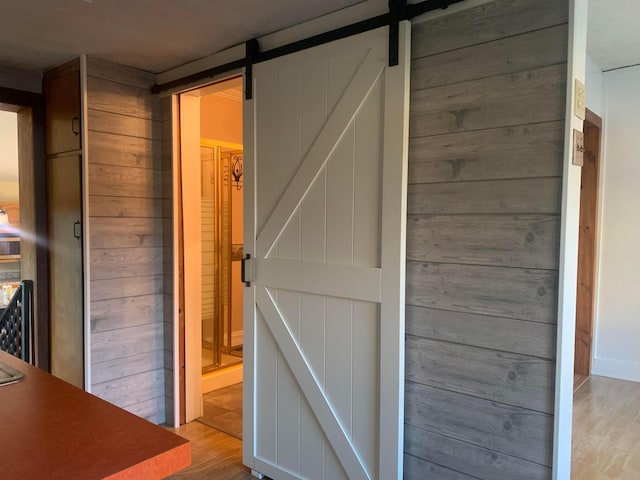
[588,0,640,71]
[0,1,636,80]
[0,0,364,73]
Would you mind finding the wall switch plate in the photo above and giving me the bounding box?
[574,79,586,120]
[573,129,584,166]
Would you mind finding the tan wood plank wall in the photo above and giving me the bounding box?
[405,0,568,478]
[86,57,168,424]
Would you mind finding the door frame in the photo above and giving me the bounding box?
[573,108,601,391]
[553,0,589,477]
[172,73,245,425]
[0,86,48,370]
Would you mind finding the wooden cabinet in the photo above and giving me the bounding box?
[47,154,84,388]
[44,59,85,388]
[44,60,81,155]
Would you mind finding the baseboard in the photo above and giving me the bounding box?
[202,363,243,393]
[592,357,640,383]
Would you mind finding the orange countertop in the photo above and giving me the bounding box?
[0,351,190,479]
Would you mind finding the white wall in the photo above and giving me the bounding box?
[592,64,640,382]
[585,55,604,116]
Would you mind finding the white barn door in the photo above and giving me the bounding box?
[243,23,410,480]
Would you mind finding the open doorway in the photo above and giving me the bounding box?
[0,111,21,307]
[177,76,243,439]
[573,108,602,392]
[0,93,48,368]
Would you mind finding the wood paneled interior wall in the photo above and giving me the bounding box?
[405,0,568,478]
[86,57,168,424]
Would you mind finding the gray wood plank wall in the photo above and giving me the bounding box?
[405,0,568,478]
[86,57,168,424]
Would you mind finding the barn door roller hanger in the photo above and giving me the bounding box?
[152,0,464,95]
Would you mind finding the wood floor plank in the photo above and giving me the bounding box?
[572,376,640,480]
[166,423,253,480]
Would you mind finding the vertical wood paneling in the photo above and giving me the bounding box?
[352,301,379,479]
[353,78,382,269]
[256,72,279,236]
[299,293,326,479]
[298,59,329,477]
[86,57,167,424]
[405,0,568,477]
[256,309,278,462]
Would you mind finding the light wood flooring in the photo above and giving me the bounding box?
[166,375,639,479]
[165,422,253,480]
[572,375,640,479]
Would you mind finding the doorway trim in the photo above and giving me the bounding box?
[0,86,48,370]
[553,0,588,478]
[172,73,245,425]
[573,108,602,391]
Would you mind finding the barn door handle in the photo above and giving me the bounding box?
[241,254,251,287]
[71,117,80,136]
[73,221,82,240]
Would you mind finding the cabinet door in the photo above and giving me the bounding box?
[44,65,81,155]
[48,154,84,388]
